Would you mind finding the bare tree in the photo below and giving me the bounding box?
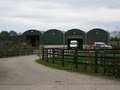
[110,27,120,41]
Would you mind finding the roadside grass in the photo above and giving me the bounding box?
[36,59,80,72]
[36,58,120,79]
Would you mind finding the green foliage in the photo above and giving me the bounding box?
[9,30,18,36]
[0,44,36,57]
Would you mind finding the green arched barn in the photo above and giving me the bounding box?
[22,29,43,47]
[65,29,86,49]
[42,29,64,45]
[87,28,110,45]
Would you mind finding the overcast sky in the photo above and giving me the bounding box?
[0,0,120,33]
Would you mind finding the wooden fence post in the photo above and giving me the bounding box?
[95,49,98,73]
[46,49,48,62]
[52,49,55,64]
[74,49,78,69]
[50,49,52,58]
[42,48,44,60]
[103,49,106,74]
[114,51,117,74]
[62,49,64,67]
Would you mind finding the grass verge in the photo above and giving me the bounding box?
[36,59,120,80]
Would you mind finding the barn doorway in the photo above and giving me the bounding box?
[26,35,39,47]
[67,38,83,49]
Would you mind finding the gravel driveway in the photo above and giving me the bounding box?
[0,55,120,90]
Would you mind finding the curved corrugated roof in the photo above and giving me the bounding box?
[22,29,44,35]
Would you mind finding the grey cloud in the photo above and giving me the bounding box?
[36,0,120,9]
[0,0,120,33]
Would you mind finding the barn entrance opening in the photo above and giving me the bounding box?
[68,38,83,49]
[67,35,83,49]
[26,35,39,47]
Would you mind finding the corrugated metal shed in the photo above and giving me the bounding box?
[22,29,43,47]
[0,28,111,47]
[65,29,86,44]
[42,29,64,45]
[65,29,86,49]
[87,28,110,45]
[22,29,42,41]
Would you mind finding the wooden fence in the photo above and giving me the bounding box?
[0,47,39,57]
[42,48,120,74]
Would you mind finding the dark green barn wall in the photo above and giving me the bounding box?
[87,28,110,45]
[22,29,43,45]
[65,29,86,45]
[42,29,64,45]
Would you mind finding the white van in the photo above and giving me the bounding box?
[70,40,78,48]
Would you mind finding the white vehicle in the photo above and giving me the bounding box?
[94,42,112,49]
[104,45,112,49]
[70,40,78,48]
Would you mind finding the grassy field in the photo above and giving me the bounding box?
[110,40,120,45]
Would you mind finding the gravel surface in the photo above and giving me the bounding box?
[0,55,120,90]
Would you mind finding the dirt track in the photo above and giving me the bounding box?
[0,55,120,90]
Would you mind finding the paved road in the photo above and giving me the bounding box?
[0,55,120,90]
